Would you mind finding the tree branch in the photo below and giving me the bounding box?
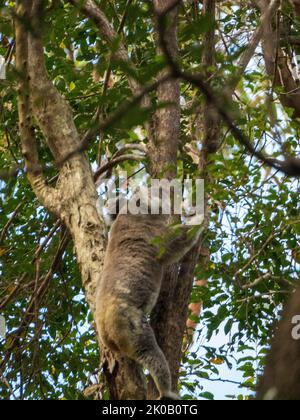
[26,1,81,164]
[0,199,25,245]
[235,0,280,81]
[241,272,272,290]
[68,0,143,97]
[93,154,144,183]
[15,1,62,214]
[149,0,181,179]
[289,0,300,16]
[57,74,171,167]
[156,0,300,177]
[199,0,279,157]
[257,281,300,400]
[201,0,218,156]
[0,165,22,181]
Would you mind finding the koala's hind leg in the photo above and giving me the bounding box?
[134,317,180,400]
[108,307,179,399]
[133,320,173,398]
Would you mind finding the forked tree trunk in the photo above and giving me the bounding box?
[16,0,146,400]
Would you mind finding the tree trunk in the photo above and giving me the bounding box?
[146,0,181,399]
[257,282,300,400]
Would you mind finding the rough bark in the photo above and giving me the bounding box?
[289,0,300,15]
[146,0,181,400]
[181,0,217,354]
[201,0,219,157]
[25,7,105,312]
[15,1,62,216]
[255,0,300,400]
[257,282,300,400]
[149,0,180,180]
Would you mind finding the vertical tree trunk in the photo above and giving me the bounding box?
[257,283,300,400]
[146,0,181,400]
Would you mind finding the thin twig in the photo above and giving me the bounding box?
[0,198,25,244]
[93,154,144,182]
[57,74,171,167]
[242,272,272,290]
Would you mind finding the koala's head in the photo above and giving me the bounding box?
[103,188,151,224]
[127,186,172,216]
[102,184,176,225]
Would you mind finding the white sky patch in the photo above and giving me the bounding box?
[134,127,145,141]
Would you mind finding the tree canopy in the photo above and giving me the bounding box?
[0,0,300,400]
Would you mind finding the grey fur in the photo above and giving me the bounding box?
[96,211,203,400]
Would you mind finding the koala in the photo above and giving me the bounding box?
[96,189,204,400]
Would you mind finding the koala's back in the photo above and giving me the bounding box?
[98,213,168,314]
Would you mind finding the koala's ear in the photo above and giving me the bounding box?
[103,211,117,227]
[103,197,128,226]
[102,198,118,226]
